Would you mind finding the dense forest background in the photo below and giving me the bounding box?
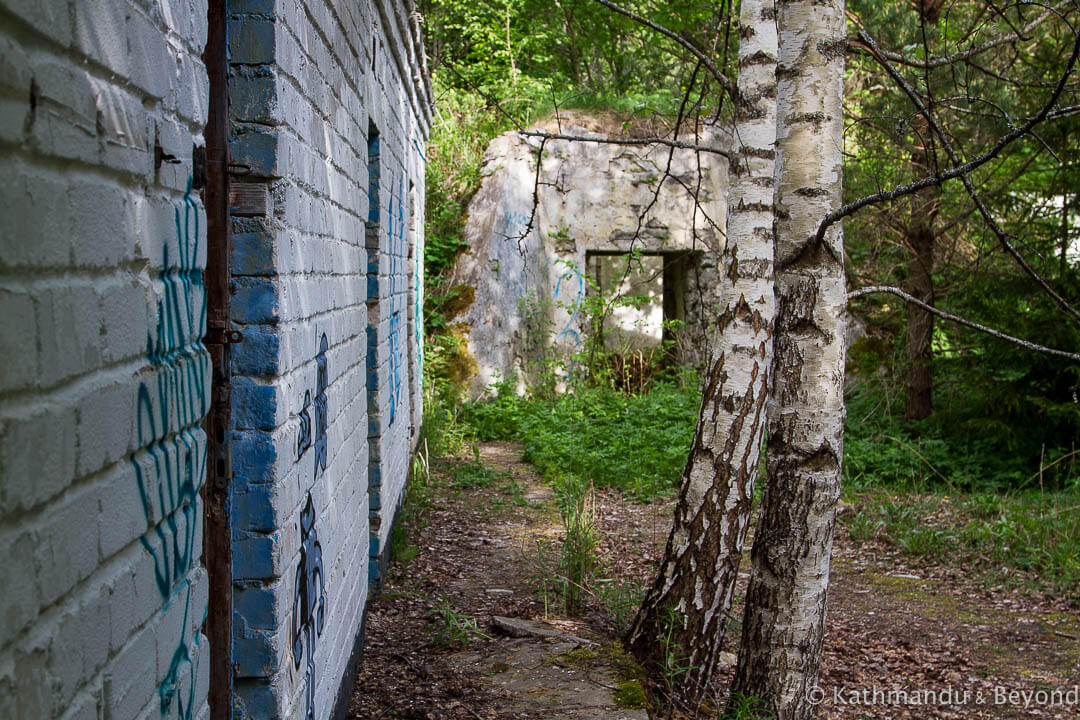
[416,0,1079,594]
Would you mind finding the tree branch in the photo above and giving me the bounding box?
[517,130,730,158]
[592,0,738,100]
[846,3,1068,69]
[856,25,1080,324]
[849,286,1080,361]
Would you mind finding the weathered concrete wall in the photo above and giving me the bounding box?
[447,120,728,397]
[227,1,429,719]
[0,1,212,719]
[0,1,429,719]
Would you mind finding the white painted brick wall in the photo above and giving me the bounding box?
[228,1,429,718]
[0,4,211,720]
[1,1,429,718]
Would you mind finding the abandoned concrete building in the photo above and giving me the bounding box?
[0,1,430,719]
[446,115,729,397]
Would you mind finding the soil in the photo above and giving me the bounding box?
[349,442,1080,719]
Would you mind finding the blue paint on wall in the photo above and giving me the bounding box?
[230,429,277,484]
[231,377,278,431]
[158,581,205,720]
[231,277,278,324]
[228,17,276,64]
[229,129,279,178]
[230,324,279,377]
[129,178,209,720]
[231,229,276,276]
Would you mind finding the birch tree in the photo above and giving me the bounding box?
[729,0,847,717]
[625,0,777,704]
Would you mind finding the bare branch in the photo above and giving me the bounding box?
[856,25,1080,324]
[849,286,1080,361]
[846,3,1068,69]
[518,130,730,158]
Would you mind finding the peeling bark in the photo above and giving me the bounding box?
[730,0,847,718]
[625,0,777,704]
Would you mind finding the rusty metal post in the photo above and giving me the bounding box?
[202,1,233,717]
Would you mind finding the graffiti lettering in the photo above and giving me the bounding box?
[158,582,205,720]
[292,493,326,720]
[296,390,312,460]
[386,176,406,424]
[295,334,329,480]
[130,177,208,720]
[313,334,328,478]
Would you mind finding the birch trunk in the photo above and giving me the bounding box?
[625,0,777,703]
[729,0,846,717]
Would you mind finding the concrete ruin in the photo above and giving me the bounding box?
[445,116,729,397]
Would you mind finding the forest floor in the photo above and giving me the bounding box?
[348,442,1080,719]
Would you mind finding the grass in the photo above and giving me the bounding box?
[840,486,1080,595]
[840,386,1080,597]
[452,373,1079,599]
[428,596,488,647]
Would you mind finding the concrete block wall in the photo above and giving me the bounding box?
[0,1,211,720]
[227,1,429,719]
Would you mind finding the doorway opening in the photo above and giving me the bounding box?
[584,250,695,388]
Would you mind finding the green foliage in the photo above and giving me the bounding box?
[842,385,1079,595]
[462,376,699,501]
[722,694,774,720]
[841,487,1080,595]
[441,458,504,489]
[428,597,488,647]
[554,474,599,615]
[842,1,1080,475]
[595,576,645,635]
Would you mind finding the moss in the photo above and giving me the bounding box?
[446,323,479,385]
[442,284,476,320]
[613,680,647,709]
[547,647,600,668]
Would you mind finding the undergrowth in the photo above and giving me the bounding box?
[462,373,700,501]
[841,384,1080,597]
[440,373,1079,598]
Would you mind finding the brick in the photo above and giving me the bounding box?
[0,404,77,514]
[0,289,38,392]
[230,126,280,178]
[104,624,157,720]
[34,484,102,607]
[0,0,72,47]
[0,528,41,647]
[231,276,279,324]
[0,169,72,270]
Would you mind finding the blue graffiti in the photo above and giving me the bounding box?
[130,177,209,720]
[297,333,328,476]
[553,262,585,347]
[312,334,328,478]
[292,492,326,720]
[386,175,405,424]
[414,237,423,395]
[297,391,312,460]
[158,581,205,720]
[132,177,209,599]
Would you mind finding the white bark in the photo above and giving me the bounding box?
[730,0,847,717]
[626,0,777,703]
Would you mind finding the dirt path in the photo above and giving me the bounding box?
[349,442,1079,719]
